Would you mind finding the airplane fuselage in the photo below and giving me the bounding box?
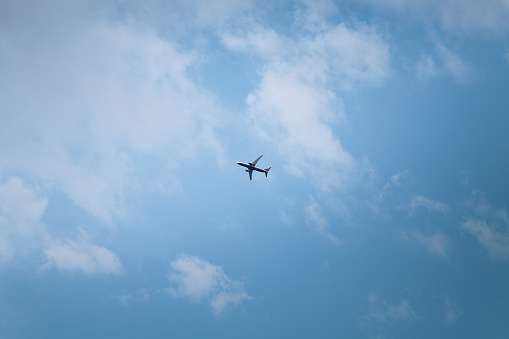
[236,162,268,173]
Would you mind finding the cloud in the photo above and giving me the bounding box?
[367,295,419,323]
[167,254,251,314]
[443,296,462,324]
[225,17,389,190]
[363,0,509,33]
[377,170,409,202]
[461,219,509,259]
[410,195,449,214]
[222,27,291,59]
[294,0,339,32]
[113,289,151,308]
[0,177,50,259]
[416,43,472,82]
[461,192,509,259]
[0,176,123,274]
[416,55,440,81]
[304,200,341,246]
[0,1,225,225]
[44,235,123,275]
[406,231,451,259]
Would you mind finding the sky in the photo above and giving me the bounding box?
[1,0,509,338]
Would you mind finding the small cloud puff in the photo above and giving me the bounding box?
[416,43,472,82]
[411,195,449,214]
[461,192,509,260]
[167,254,251,315]
[405,230,451,260]
[366,295,419,323]
[44,236,123,275]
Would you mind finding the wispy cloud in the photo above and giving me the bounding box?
[410,195,449,214]
[416,43,472,82]
[0,1,226,225]
[377,170,409,202]
[0,176,122,274]
[113,289,151,308]
[304,199,341,246]
[366,294,420,323]
[461,192,509,260]
[461,219,509,259]
[405,230,451,259]
[443,296,462,324]
[167,254,251,315]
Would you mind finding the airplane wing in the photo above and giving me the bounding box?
[249,170,253,180]
[251,155,263,166]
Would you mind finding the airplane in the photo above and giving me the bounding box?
[236,155,271,180]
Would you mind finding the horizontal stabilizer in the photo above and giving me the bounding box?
[265,167,271,177]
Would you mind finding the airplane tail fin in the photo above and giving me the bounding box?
[265,167,271,177]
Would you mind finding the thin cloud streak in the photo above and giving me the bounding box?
[461,192,509,260]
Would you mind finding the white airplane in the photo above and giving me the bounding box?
[236,155,271,180]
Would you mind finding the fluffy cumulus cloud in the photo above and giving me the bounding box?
[223,6,390,190]
[0,0,225,225]
[461,192,509,259]
[168,254,251,314]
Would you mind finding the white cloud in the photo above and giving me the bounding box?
[411,195,449,214]
[416,55,439,81]
[167,254,251,314]
[294,0,339,32]
[435,44,472,82]
[44,235,123,275]
[0,1,225,225]
[461,192,509,259]
[443,296,462,324]
[406,230,451,259]
[222,27,291,59]
[390,170,409,185]
[416,44,472,83]
[227,19,389,190]
[461,219,509,259]
[377,170,409,201]
[367,295,419,323]
[0,176,123,274]
[0,177,49,259]
[113,289,151,308]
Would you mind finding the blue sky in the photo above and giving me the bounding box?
[1,0,509,338]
